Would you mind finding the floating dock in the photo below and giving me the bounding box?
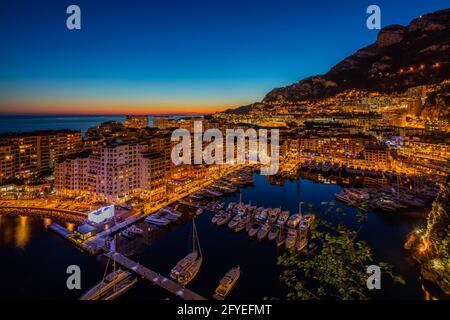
[104,251,206,300]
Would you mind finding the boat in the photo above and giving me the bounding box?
[285,228,297,250]
[256,208,269,222]
[227,202,237,210]
[335,191,351,203]
[213,266,241,300]
[170,251,202,285]
[121,229,135,239]
[276,211,289,226]
[296,230,308,252]
[190,193,203,201]
[298,218,308,232]
[228,214,242,230]
[205,188,222,197]
[268,226,279,241]
[276,228,285,247]
[248,223,261,238]
[268,208,280,223]
[257,222,270,240]
[80,236,137,300]
[286,214,302,228]
[128,225,143,236]
[145,212,171,226]
[234,216,248,232]
[212,211,223,224]
[302,214,315,227]
[170,220,202,285]
[161,206,182,218]
[80,269,134,300]
[162,213,180,222]
[103,276,138,300]
[216,212,233,226]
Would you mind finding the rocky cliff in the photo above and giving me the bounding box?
[263,9,450,103]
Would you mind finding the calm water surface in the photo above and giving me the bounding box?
[0,174,434,300]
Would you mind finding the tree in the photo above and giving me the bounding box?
[278,218,404,300]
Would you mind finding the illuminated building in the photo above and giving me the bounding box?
[87,205,115,224]
[124,115,149,129]
[0,130,82,183]
[363,144,390,165]
[55,136,171,202]
[153,117,178,129]
[140,152,169,204]
[74,224,97,240]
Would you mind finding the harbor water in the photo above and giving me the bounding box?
[0,173,437,300]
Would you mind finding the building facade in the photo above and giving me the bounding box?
[0,130,82,183]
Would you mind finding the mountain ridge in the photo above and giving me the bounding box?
[262,8,449,103]
[223,8,449,115]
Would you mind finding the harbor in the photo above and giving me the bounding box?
[0,169,441,300]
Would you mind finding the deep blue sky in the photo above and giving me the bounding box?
[0,0,448,114]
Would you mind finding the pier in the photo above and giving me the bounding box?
[0,205,86,222]
[104,251,207,300]
[48,223,102,255]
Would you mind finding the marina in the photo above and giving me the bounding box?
[0,170,440,300]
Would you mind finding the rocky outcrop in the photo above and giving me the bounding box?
[377,25,405,48]
[263,8,450,103]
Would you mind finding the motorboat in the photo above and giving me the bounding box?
[267,226,279,241]
[145,212,171,226]
[213,266,240,300]
[285,228,297,250]
[257,222,270,240]
[286,214,302,228]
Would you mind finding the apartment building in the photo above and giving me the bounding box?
[55,138,171,202]
[0,130,82,183]
[124,115,149,129]
[363,144,390,165]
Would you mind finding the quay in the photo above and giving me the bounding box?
[84,165,252,252]
[48,222,72,237]
[104,251,207,300]
[0,205,86,222]
[48,222,102,255]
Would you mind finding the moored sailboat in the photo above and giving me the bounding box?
[170,220,203,286]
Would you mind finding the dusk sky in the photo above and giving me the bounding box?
[0,0,448,115]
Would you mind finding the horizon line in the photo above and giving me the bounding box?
[0,111,213,117]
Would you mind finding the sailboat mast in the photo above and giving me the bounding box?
[192,219,195,253]
[113,233,117,291]
[193,219,202,257]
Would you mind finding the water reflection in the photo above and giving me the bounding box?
[117,223,172,257]
[43,218,52,228]
[15,216,30,248]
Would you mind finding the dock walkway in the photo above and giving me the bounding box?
[104,252,206,300]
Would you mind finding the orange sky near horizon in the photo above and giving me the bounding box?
[0,99,242,115]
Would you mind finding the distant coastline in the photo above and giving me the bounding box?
[0,114,204,135]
